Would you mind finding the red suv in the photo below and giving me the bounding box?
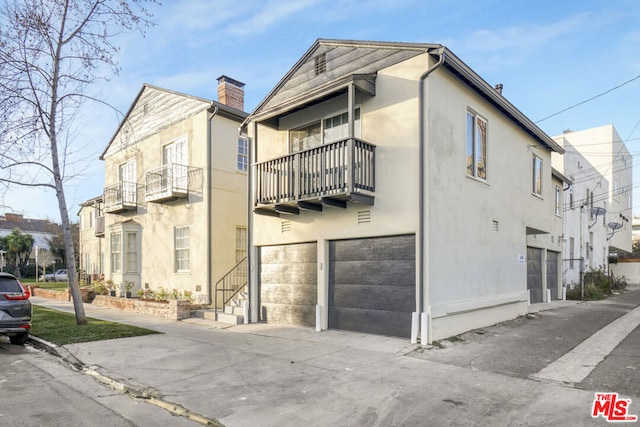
[0,273,32,345]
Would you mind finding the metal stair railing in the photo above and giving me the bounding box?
[214,256,248,319]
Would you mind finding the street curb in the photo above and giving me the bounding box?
[27,335,223,426]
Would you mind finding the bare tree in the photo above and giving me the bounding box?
[0,0,157,324]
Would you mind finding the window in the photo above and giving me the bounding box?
[110,232,122,273]
[163,136,188,190]
[466,111,487,179]
[569,237,575,269]
[119,159,137,204]
[125,232,138,273]
[235,226,247,263]
[175,226,190,272]
[237,137,248,171]
[290,122,321,152]
[323,109,361,142]
[555,186,561,216]
[532,155,542,195]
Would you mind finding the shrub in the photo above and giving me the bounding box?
[91,280,108,295]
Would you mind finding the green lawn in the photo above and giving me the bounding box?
[34,282,69,291]
[31,306,162,345]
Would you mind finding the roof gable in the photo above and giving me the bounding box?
[100,85,212,160]
[252,39,438,121]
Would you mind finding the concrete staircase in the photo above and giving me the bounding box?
[194,289,248,325]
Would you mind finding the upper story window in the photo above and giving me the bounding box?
[324,109,361,142]
[119,158,136,183]
[237,137,248,171]
[163,136,187,166]
[290,109,361,152]
[532,155,542,196]
[466,110,487,180]
[555,185,561,216]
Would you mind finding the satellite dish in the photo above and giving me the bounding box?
[591,207,606,217]
[608,222,623,231]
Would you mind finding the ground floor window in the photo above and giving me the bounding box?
[110,232,122,273]
[175,226,190,272]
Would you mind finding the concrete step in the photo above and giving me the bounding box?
[216,311,244,325]
[225,305,244,315]
[194,309,217,321]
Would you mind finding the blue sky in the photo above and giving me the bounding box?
[5,0,640,222]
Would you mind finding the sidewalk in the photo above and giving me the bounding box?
[30,289,640,427]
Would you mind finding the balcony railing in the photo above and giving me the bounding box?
[95,215,105,237]
[145,163,189,203]
[254,138,375,212]
[104,181,137,213]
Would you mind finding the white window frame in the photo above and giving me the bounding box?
[125,231,138,274]
[110,232,122,273]
[175,226,190,273]
[237,137,248,172]
[289,108,362,153]
[555,185,561,216]
[466,110,487,180]
[532,155,542,196]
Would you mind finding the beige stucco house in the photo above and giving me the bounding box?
[80,77,248,303]
[242,39,565,343]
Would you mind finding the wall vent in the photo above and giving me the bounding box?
[358,210,371,224]
[281,220,292,233]
[492,220,499,232]
[315,53,326,75]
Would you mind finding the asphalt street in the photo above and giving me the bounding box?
[9,285,640,426]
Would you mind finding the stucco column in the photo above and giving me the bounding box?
[317,239,329,331]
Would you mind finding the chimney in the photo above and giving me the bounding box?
[494,83,503,95]
[217,75,245,111]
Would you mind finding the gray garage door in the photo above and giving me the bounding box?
[259,243,317,327]
[329,235,416,338]
[546,251,559,300]
[527,247,543,303]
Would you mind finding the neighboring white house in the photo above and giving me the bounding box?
[242,39,565,343]
[552,125,633,286]
[0,213,60,274]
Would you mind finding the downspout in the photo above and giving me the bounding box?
[206,103,218,305]
[418,47,445,344]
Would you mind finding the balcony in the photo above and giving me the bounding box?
[145,163,189,203]
[104,181,137,214]
[254,138,375,215]
[95,215,105,237]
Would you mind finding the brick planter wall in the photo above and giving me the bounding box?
[31,287,71,301]
[92,295,198,320]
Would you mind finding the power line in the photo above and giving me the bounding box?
[536,74,640,123]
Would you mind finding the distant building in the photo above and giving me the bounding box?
[0,212,60,269]
[552,125,633,286]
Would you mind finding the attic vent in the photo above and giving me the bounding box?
[314,53,326,75]
[281,220,292,233]
[357,210,371,224]
[143,103,149,116]
[492,220,499,232]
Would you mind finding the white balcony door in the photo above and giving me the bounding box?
[119,159,136,203]
[163,137,188,189]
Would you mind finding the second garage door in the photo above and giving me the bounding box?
[329,235,416,338]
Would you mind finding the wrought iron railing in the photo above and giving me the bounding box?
[145,163,189,201]
[254,138,375,205]
[214,257,248,317]
[104,181,137,212]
